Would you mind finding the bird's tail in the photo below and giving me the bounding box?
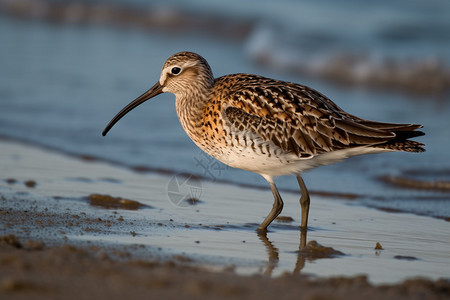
[374,139,425,152]
[369,124,425,152]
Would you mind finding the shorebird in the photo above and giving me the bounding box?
[103,51,425,232]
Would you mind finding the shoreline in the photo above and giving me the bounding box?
[1,234,449,300]
[1,138,449,298]
[1,134,447,222]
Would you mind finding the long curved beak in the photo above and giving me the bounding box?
[102,81,164,136]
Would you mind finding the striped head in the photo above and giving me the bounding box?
[159,51,214,97]
[102,51,214,136]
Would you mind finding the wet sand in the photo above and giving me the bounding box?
[1,139,449,299]
[1,236,449,300]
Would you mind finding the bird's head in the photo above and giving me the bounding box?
[102,51,213,136]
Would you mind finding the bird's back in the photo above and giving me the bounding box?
[208,73,424,160]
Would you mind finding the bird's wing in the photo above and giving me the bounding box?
[218,74,414,157]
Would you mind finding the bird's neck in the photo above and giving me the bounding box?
[175,86,210,141]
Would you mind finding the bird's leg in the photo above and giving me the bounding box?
[296,175,310,229]
[257,177,284,233]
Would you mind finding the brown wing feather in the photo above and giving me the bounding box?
[217,74,425,157]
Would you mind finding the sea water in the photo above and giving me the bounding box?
[0,0,449,219]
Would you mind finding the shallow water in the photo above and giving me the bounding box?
[1,140,449,284]
[0,1,449,219]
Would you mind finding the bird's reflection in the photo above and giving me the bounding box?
[294,229,307,274]
[258,228,341,276]
[257,230,281,276]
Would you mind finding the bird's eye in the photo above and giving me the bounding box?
[171,67,181,75]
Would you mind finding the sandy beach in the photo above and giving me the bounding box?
[1,139,449,299]
[1,0,449,298]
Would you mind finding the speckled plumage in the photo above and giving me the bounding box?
[103,51,425,232]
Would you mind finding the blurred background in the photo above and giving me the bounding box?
[1,0,449,219]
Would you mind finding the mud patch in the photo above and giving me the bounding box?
[275,216,294,223]
[380,169,450,191]
[5,178,17,185]
[375,242,383,250]
[3,178,36,188]
[381,175,450,191]
[0,234,45,251]
[0,235,22,248]
[24,180,37,188]
[394,255,418,261]
[297,240,344,259]
[66,177,123,184]
[184,197,202,206]
[0,278,45,292]
[310,190,360,200]
[87,194,150,210]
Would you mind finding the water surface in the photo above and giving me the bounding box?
[0,0,449,219]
